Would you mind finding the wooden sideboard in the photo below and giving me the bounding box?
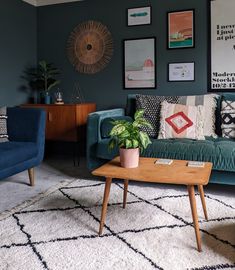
[22,103,96,142]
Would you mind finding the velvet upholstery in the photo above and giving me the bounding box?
[86,94,235,185]
[0,108,46,181]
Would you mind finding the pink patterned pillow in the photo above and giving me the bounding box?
[158,101,205,140]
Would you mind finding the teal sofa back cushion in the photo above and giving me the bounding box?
[100,116,133,138]
[96,137,235,172]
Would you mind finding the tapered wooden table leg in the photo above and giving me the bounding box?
[123,179,129,209]
[99,177,112,236]
[198,185,208,220]
[188,185,202,252]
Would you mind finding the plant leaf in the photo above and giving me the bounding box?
[110,124,126,136]
[47,80,60,91]
[139,131,152,149]
[108,138,117,150]
[125,139,133,149]
[132,139,139,148]
[134,109,145,120]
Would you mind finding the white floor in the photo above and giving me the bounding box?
[0,156,234,213]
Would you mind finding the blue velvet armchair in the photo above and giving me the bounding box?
[0,107,46,185]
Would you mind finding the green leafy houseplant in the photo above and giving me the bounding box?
[36,60,60,93]
[108,109,152,164]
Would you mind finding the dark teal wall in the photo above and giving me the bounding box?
[38,0,208,110]
[0,0,37,107]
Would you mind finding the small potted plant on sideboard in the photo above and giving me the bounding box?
[108,109,152,168]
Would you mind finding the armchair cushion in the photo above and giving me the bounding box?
[0,142,38,170]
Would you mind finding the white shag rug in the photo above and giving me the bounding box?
[0,179,234,270]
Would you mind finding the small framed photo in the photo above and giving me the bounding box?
[123,37,156,89]
[167,9,195,49]
[168,62,195,82]
[127,6,151,26]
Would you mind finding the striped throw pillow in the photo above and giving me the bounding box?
[0,107,9,143]
[178,94,218,138]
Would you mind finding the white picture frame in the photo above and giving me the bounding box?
[168,62,195,82]
[209,0,235,91]
[127,6,151,26]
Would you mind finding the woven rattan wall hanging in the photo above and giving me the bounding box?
[67,20,113,74]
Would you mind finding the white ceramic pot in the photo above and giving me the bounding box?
[119,148,139,168]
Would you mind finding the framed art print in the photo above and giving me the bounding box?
[127,6,151,26]
[209,0,235,91]
[123,37,156,89]
[167,10,194,49]
[168,62,195,82]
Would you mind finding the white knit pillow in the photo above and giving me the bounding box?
[158,101,205,140]
[178,94,218,137]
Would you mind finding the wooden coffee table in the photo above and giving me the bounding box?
[92,157,213,252]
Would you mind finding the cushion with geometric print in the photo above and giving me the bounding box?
[221,100,235,139]
[136,94,179,138]
[0,107,9,143]
[158,101,205,140]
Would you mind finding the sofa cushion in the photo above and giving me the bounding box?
[136,94,179,138]
[0,107,9,143]
[96,137,235,172]
[178,94,218,137]
[158,101,205,140]
[0,142,38,170]
[221,100,235,138]
[101,116,133,138]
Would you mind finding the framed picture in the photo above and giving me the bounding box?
[208,0,235,92]
[167,9,195,49]
[168,62,195,82]
[127,6,151,26]
[123,37,156,89]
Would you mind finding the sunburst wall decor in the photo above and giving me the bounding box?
[67,20,113,74]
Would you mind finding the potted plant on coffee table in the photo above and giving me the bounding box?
[108,109,152,168]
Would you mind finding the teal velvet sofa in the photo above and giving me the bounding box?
[87,94,235,185]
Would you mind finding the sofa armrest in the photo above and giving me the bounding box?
[86,108,125,171]
[7,107,46,144]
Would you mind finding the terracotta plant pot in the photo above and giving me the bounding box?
[119,148,139,168]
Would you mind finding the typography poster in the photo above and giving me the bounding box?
[210,0,235,91]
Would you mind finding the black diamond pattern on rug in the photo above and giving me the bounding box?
[0,179,234,270]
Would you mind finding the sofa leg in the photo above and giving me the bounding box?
[28,168,35,186]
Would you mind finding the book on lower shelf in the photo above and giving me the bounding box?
[154,159,173,165]
[187,161,205,168]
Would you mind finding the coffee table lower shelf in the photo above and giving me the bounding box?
[92,157,213,252]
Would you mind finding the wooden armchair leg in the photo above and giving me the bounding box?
[28,168,35,186]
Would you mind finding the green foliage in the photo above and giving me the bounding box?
[108,109,152,151]
[23,60,60,92]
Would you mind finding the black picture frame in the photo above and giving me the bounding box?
[127,6,152,27]
[208,0,235,92]
[168,62,195,82]
[167,9,195,49]
[123,37,156,89]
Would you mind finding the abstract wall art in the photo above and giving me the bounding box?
[123,37,156,89]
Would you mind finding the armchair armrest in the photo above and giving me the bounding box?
[86,108,125,171]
